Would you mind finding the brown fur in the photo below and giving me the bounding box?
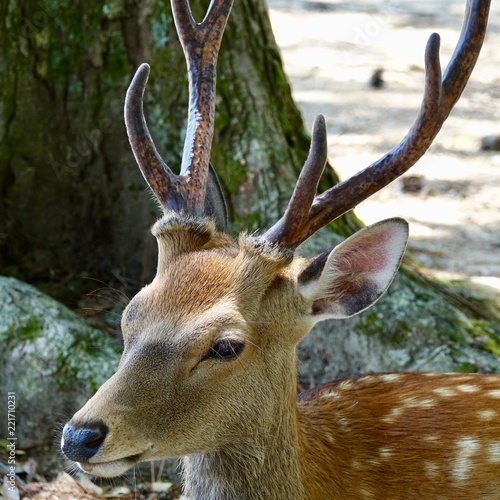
[298,373,500,499]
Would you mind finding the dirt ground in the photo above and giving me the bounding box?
[267,0,500,289]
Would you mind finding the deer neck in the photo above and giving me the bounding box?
[182,376,305,500]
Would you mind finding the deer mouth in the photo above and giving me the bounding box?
[77,452,144,478]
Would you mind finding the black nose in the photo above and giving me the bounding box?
[61,421,108,462]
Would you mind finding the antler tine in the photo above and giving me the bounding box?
[124,0,233,217]
[125,63,184,212]
[441,0,490,111]
[172,0,234,214]
[262,0,490,249]
[303,32,443,237]
[261,115,328,245]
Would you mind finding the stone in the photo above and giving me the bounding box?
[0,276,121,476]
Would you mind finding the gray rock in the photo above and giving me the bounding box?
[0,276,121,476]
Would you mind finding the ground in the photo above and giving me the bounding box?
[268,0,500,287]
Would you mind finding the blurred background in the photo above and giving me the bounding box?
[268,0,500,279]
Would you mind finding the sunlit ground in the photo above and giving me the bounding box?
[267,0,500,285]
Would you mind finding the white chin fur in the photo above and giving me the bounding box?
[78,459,132,478]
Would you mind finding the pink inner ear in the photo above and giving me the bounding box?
[337,226,395,275]
[312,220,408,318]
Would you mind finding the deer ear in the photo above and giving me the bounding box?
[203,163,228,233]
[298,218,408,321]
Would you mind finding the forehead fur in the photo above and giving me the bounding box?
[152,249,239,318]
[147,229,290,322]
[153,213,235,264]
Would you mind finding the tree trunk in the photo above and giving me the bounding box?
[0,0,498,386]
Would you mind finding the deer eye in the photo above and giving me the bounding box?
[207,340,245,361]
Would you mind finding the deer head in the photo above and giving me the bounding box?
[61,0,492,497]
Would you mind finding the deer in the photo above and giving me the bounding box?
[61,0,499,498]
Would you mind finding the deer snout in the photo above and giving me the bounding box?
[61,421,108,463]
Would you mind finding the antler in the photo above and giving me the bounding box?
[261,0,490,249]
[124,0,234,216]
